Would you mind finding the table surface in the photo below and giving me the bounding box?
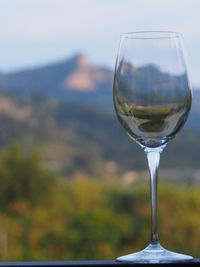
[0,260,200,266]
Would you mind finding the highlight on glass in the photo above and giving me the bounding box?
[113,31,193,263]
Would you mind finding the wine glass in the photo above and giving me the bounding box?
[113,31,193,263]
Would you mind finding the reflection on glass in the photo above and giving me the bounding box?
[113,31,193,263]
[114,62,191,148]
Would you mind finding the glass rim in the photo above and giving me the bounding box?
[121,31,183,39]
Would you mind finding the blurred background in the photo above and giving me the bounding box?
[0,0,199,261]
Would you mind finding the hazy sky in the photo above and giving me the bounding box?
[0,0,200,85]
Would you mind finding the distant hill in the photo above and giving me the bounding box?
[0,93,198,175]
[0,53,199,130]
[0,54,113,111]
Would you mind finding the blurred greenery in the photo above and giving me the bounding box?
[0,92,198,261]
[0,144,197,261]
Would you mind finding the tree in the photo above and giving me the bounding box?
[0,143,56,210]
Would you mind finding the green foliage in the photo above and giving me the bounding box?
[0,93,199,261]
[0,146,198,261]
[0,144,56,210]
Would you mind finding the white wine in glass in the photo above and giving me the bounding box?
[113,31,193,263]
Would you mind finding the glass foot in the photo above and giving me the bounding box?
[117,243,193,263]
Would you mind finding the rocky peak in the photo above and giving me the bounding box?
[70,53,92,69]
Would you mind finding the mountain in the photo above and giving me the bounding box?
[0,53,199,129]
[0,52,198,173]
[0,54,113,110]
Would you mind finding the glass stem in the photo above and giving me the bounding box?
[145,146,164,244]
